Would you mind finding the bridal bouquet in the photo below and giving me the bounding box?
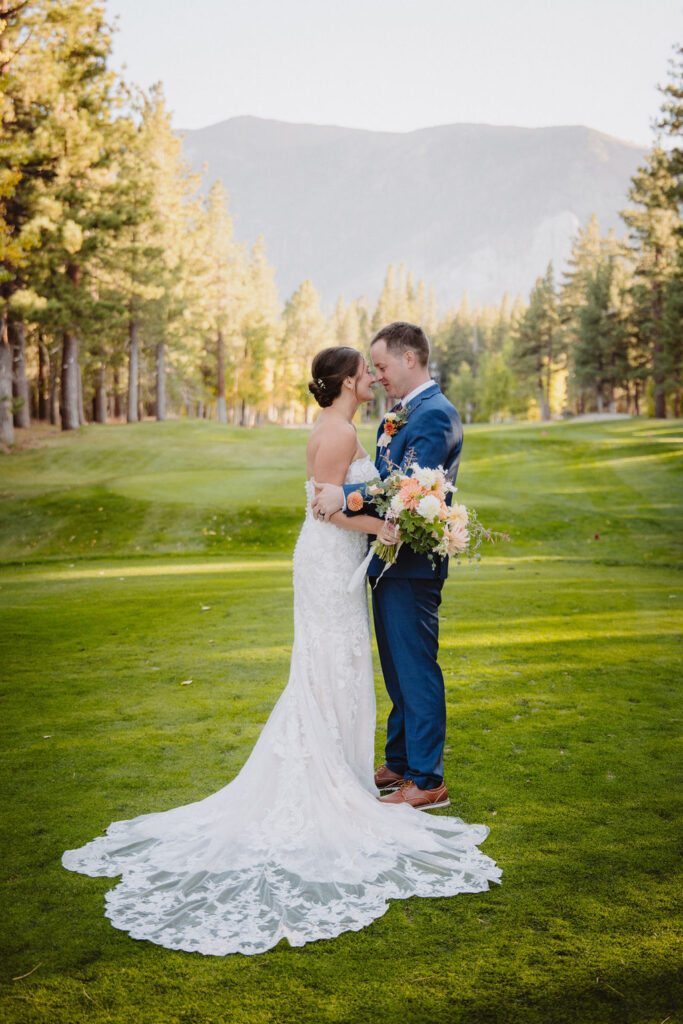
[348,461,507,591]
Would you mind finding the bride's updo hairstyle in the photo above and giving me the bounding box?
[308,347,362,408]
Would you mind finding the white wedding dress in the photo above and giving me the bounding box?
[63,456,501,955]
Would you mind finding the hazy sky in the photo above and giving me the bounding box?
[105,0,681,145]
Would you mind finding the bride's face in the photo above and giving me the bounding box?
[353,358,377,403]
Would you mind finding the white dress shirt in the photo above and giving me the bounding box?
[400,379,435,407]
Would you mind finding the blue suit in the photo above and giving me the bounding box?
[342,383,463,790]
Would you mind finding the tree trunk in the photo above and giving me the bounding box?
[49,350,59,425]
[196,400,204,419]
[137,356,143,421]
[217,328,227,423]
[60,331,80,430]
[596,387,604,414]
[9,316,30,428]
[113,368,122,418]
[77,362,86,425]
[94,364,107,423]
[633,382,641,417]
[240,398,248,427]
[127,318,139,422]
[38,335,49,420]
[651,274,666,418]
[0,311,14,445]
[156,340,166,421]
[544,352,552,421]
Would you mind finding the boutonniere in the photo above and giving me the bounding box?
[378,405,411,448]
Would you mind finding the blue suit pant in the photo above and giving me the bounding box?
[370,576,446,790]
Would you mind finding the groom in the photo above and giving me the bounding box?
[312,321,463,810]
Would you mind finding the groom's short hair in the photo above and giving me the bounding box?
[371,321,431,367]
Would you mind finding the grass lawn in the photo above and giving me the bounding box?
[1,417,681,1024]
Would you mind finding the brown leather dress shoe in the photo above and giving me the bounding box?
[374,764,405,791]
[378,779,450,810]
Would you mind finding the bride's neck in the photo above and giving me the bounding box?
[329,392,359,422]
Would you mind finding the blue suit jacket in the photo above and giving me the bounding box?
[343,383,463,579]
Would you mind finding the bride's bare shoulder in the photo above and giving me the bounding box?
[307,418,357,477]
[308,418,356,455]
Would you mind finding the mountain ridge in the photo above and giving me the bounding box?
[179,116,647,309]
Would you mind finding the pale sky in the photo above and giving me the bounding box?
[105,0,681,146]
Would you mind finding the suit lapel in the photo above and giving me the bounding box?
[375,384,441,473]
[402,382,440,415]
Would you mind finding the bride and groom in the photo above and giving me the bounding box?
[63,321,501,957]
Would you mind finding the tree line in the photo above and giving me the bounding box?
[437,47,683,422]
[1,3,681,446]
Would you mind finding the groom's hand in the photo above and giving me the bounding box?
[312,482,344,521]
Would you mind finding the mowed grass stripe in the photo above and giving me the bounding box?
[0,418,681,1024]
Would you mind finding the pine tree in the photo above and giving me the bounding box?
[280,279,328,423]
[235,237,279,426]
[656,43,683,414]
[512,263,561,420]
[0,0,55,441]
[657,43,683,207]
[571,257,627,411]
[198,181,244,422]
[372,264,399,331]
[447,361,476,423]
[21,0,127,430]
[622,148,681,417]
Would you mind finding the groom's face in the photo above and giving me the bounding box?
[370,340,412,400]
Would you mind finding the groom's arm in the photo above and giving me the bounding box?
[313,479,383,520]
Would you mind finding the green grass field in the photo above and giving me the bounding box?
[1,418,681,1024]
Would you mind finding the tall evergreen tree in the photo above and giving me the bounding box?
[280,279,327,422]
[22,0,126,430]
[199,181,244,423]
[512,263,561,420]
[235,237,279,426]
[0,0,55,441]
[622,148,681,417]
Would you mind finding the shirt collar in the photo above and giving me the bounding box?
[400,379,436,407]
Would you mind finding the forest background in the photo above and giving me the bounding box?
[0,0,682,447]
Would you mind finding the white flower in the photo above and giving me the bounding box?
[416,495,441,522]
[390,494,405,514]
[413,466,438,490]
[448,503,469,529]
[378,432,391,448]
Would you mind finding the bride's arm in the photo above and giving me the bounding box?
[310,425,385,537]
[328,510,383,535]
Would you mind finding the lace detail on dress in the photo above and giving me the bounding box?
[62,455,501,956]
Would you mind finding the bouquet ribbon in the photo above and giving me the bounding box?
[347,541,403,593]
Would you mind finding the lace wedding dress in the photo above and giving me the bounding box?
[63,456,501,955]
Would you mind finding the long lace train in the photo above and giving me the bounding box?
[62,457,501,955]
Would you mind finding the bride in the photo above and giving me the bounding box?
[63,345,501,956]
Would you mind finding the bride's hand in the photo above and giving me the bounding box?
[378,520,400,546]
